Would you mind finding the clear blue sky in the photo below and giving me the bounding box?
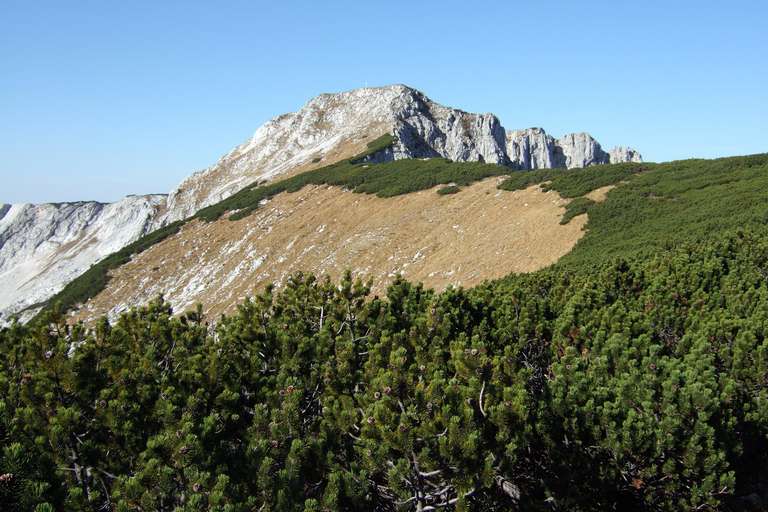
[2,0,766,204]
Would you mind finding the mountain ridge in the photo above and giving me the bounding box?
[0,84,641,322]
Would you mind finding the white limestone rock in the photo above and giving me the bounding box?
[609,146,643,164]
[555,132,609,168]
[0,195,167,322]
[388,89,508,164]
[507,128,642,169]
[506,128,557,169]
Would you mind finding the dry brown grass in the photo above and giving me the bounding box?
[584,184,616,203]
[74,178,586,321]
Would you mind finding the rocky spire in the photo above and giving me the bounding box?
[507,128,642,169]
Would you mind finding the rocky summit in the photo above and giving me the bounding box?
[0,85,641,323]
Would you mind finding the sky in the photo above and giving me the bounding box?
[1,1,766,204]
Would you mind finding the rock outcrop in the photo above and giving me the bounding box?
[506,128,558,169]
[507,128,642,170]
[1,84,642,322]
[387,89,508,164]
[609,146,643,164]
[0,195,166,322]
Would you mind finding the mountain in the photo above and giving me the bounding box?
[8,83,768,511]
[0,85,641,322]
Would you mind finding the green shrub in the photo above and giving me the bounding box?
[499,161,648,198]
[560,153,768,266]
[9,231,768,510]
[561,196,595,224]
[349,133,395,162]
[437,184,461,195]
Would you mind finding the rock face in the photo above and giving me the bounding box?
[0,195,166,322]
[1,84,642,322]
[387,89,508,164]
[609,146,643,164]
[506,128,558,169]
[506,128,642,170]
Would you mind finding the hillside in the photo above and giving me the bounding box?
[0,84,640,324]
[0,195,167,322]
[4,226,768,510]
[73,179,585,322]
[49,152,768,324]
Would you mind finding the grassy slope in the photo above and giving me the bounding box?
[500,154,768,266]
[33,132,768,322]
[195,136,508,221]
[32,135,508,319]
[198,157,508,221]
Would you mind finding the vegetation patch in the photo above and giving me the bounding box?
[349,133,395,162]
[559,153,768,265]
[437,184,461,195]
[495,153,768,266]
[199,157,508,222]
[560,196,595,224]
[499,161,648,197]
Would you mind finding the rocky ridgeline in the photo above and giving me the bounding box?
[0,85,641,322]
[161,85,641,223]
[0,196,167,322]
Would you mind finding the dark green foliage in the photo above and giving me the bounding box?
[498,153,768,266]
[6,230,768,510]
[349,133,395,162]
[499,161,648,198]
[560,196,595,224]
[437,184,461,195]
[199,157,508,222]
[561,154,768,265]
